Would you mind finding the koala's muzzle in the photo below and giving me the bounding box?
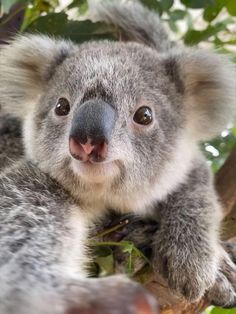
[69,100,116,162]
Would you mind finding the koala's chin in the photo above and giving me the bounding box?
[70,158,120,184]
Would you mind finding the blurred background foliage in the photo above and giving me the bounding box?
[0,0,236,313]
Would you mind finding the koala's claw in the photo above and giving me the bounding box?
[169,276,206,302]
[152,247,219,303]
[207,247,236,308]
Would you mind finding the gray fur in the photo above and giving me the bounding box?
[151,157,235,304]
[0,161,158,314]
[0,114,23,170]
[0,0,236,312]
[88,0,171,51]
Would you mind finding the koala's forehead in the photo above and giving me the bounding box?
[50,41,164,99]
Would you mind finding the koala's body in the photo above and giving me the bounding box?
[0,1,236,313]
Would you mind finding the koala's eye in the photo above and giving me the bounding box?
[133,106,153,125]
[55,98,70,116]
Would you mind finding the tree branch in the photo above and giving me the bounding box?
[216,147,236,240]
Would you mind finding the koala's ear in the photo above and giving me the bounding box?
[163,49,236,140]
[0,34,74,118]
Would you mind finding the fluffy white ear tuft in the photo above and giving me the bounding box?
[166,49,236,140]
[0,34,74,118]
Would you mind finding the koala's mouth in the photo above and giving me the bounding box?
[71,158,120,183]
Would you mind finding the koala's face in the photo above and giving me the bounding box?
[1,35,234,210]
[27,41,184,196]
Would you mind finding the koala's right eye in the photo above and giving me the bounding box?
[55,98,70,116]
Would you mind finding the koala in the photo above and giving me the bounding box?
[0,0,236,313]
[0,114,23,170]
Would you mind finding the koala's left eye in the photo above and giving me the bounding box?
[55,98,70,116]
[133,106,153,125]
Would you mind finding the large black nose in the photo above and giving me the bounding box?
[69,99,116,162]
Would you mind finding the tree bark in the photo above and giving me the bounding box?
[216,148,236,241]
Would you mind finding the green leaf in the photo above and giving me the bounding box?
[226,0,236,16]
[205,306,214,314]
[95,254,114,275]
[232,127,236,137]
[126,252,134,274]
[36,0,51,12]
[122,243,134,254]
[184,22,227,45]
[92,246,113,258]
[26,12,68,35]
[67,0,88,15]
[210,306,236,313]
[169,9,186,21]
[139,0,163,15]
[203,3,223,22]
[64,20,117,43]
[26,13,117,42]
[160,0,173,11]
[221,39,236,45]
[92,246,114,276]
[181,0,215,9]
[68,0,85,9]
[21,5,41,31]
[121,242,136,274]
[168,19,179,33]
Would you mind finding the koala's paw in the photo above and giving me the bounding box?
[153,250,216,302]
[207,245,236,308]
[65,276,159,314]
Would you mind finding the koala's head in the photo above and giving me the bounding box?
[0,33,235,211]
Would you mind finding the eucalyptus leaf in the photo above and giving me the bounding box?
[67,0,88,14]
[26,13,117,42]
[63,20,117,43]
[210,307,236,314]
[169,9,186,21]
[95,254,114,275]
[181,0,215,9]
[203,4,223,22]
[26,12,68,35]
[160,0,173,11]
[232,127,236,137]
[91,246,114,276]
[168,19,179,33]
[20,6,41,31]
[125,253,134,274]
[226,0,236,16]
[68,0,84,9]
[92,246,113,258]
[184,22,227,45]
[139,0,163,15]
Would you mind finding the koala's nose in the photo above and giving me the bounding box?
[69,137,108,162]
[69,99,116,162]
[81,141,96,155]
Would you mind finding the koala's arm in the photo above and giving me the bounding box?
[0,162,157,314]
[0,161,85,313]
[149,157,236,306]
